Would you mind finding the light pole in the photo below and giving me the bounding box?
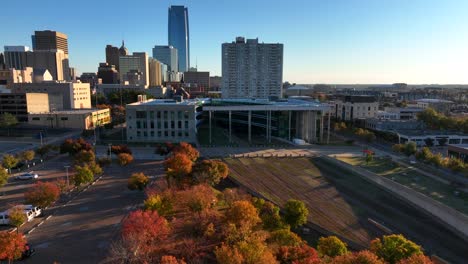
[64,165,70,189]
[108,143,112,159]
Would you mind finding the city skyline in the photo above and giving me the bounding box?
[1,0,468,84]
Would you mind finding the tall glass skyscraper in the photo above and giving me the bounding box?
[168,5,190,72]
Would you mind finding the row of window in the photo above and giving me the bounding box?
[31,117,68,121]
[135,130,190,138]
[134,120,189,129]
[135,110,190,120]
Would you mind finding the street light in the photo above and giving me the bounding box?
[108,143,112,159]
[64,165,70,189]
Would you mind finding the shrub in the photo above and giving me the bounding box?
[118,153,134,166]
[127,173,149,191]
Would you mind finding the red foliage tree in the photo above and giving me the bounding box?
[24,181,60,208]
[60,138,92,156]
[172,142,199,162]
[111,145,132,155]
[0,231,27,261]
[277,244,321,264]
[121,210,170,258]
[160,255,187,264]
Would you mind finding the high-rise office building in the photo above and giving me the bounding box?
[105,45,120,70]
[222,37,283,98]
[119,52,149,87]
[152,45,178,72]
[148,58,163,87]
[24,49,70,81]
[32,30,69,56]
[4,46,30,70]
[97,63,119,84]
[168,5,190,72]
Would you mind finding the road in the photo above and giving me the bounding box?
[23,160,164,264]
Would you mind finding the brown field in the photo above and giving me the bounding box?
[225,157,377,246]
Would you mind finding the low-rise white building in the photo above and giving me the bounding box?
[330,96,378,121]
[28,108,111,130]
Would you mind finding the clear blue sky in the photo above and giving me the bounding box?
[2,0,468,84]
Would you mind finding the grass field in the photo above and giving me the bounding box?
[225,157,377,246]
[337,156,468,215]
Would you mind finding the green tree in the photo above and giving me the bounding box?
[370,234,423,264]
[0,166,7,189]
[268,229,303,247]
[192,159,229,186]
[36,144,53,159]
[8,207,27,234]
[2,154,18,174]
[404,142,417,156]
[19,150,35,167]
[317,236,348,257]
[144,194,173,216]
[73,165,94,186]
[74,150,95,165]
[0,113,18,136]
[283,199,309,228]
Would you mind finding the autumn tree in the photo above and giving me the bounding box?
[0,231,27,262]
[214,243,244,264]
[331,250,384,264]
[172,142,200,162]
[370,234,423,264]
[192,159,229,186]
[164,152,193,187]
[73,165,94,186]
[182,184,216,215]
[73,149,95,165]
[144,193,174,216]
[0,113,18,136]
[317,236,348,257]
[235,232,278,264]
[397,254,434,264]
[268,229,303,247]
[404,142,417,156]
[8,207,27,234]
[121,210,170,259]
[160,255,187,264]
[127,172,149,191]
[2,154,18,174]
[276,244,321,264]
[117,153,134,166]
[0,166,7,189]
[97,157,112,167]
[19,150,35,167]
[24,181,60,208]
[283,199,309,228]
[225,200,261,230]
[111,145,132,155]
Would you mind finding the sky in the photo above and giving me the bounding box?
[1,0,468,84]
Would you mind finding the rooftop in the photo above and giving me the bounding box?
[395,130,468,137]
[128,98,207,106]
[415,98,453,103]
[30,108,108,115]
[448,144,468,150]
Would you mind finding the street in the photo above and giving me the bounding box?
[22,160,164,263]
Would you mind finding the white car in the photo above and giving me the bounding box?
[15,172,39,180]
[13,205,42,218]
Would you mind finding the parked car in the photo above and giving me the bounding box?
[15,172,39,180]
[12,205,42,218]
[0,211,9,225]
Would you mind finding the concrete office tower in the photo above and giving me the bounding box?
[149,58,163,87]
[152,45,178,72]
[160,63,168,82]
[0,53,6,69]
[97,63,119,84]
[119,52,149,87]
[4,46,30,70]
[222,37,283,99]
[32,30,69,56]
[69,67,76,81]
[168,5,190,72]
[105,45,120,70]
[24,49,70,81]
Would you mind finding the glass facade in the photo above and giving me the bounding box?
[168,5,190,72]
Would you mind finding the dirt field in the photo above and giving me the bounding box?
[225,157,468,263]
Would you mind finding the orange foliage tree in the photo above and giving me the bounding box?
[397,254,434,264]
[164,152,193,187]
[225,200,261,230]
[117,153,134,166]
[173,142,199,162]
[127,172,149,191]
[331,250,384,264]
[0,231,27,261]
[24,181,60,208]
[160,255,187,264]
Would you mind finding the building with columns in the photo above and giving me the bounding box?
[126,98,330,144]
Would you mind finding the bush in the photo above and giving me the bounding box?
[118,153,134,166]
[127,173,149,191]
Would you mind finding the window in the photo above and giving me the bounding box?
[171,121,175,129]
[32,117,40,121]
[184,111,189,119]
[150,111,154,119]
[163,111,168,119]
[150,131,154,137]
[157,121,161,129]
[136,111,146,118]
[170,111,175,120]
[60,117,68,121]
[137,131,141,137]
[150,121,154,129]
[164,122,168,129]
[171,131,175,137]
[178,121,182,129]
[136,121,141,129]
[178,111,182,119]
[164,131,168,137]
[157,111,161,118]
[143,131,147,137]
[185,121,189,128]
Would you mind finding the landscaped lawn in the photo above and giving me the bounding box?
[337,156,468,215]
